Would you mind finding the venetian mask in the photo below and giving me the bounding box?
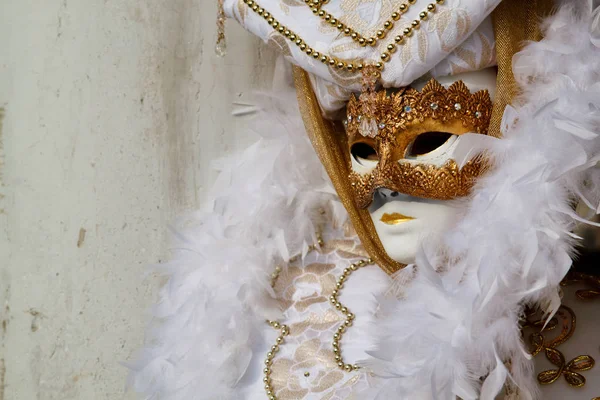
[345,68,497,264]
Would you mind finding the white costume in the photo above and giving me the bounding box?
[128,0,600,399]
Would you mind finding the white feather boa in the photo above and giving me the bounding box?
[126,66,347,399]
[128,3,600,400]
[362,3,600,399]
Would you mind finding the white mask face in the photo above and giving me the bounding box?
[350,68,498,264]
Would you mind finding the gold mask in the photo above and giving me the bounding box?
[345,73,493,209]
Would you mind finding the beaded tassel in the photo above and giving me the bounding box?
[358,66,381,139]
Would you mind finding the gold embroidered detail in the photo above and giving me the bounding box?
[537,351,595,387]
[561,271,600,301]
[350,158,485,208]
[524,268,600,392]
[523,305,596,388]
[346,78,493,140]
[345,78,492,205]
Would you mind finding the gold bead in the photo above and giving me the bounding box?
[347,313,355,320]
[403,27,413,36]
[267,17,274,24]
[265,359,272,365]
[299,43,307,50]
[353,364,360,370]
[269,396,275,400]
[351,32,358,40]
[247,0,253,4]
[376,30,385,38]
[271,345,279,352]
[283,30,291,37]
[399,4,407,12]
[358,38,367,46]
[324,14,331,21]
[341,307,348,313]
[335,302,342,309]
[335,355,342,361]
[266,390,273,396]
[427,3,436,11]
[328,59,336,66]
[345,364,353,372]
[412,20,420,28]
[264,367,271,374]
[312,51,320,59]
[267,352,273,358]
[420,11,428,19]
[381,52,389,61]
[330,18,338,25]
[263,377,270,383]
[391,12,400,20]
[346,64,354,71]
[276,337,283,344]
[318,10,325,16]
[252,5,258,11]
[409,0,416,3]
[289,34,296,41]
[281,325,290,336]
[263,11,270,18]
[333,333,340,339]
[344,319,352,326]
[278,26,285,33]
[321,55,328,63]
[343,28,351,35]
[387,43,396,53]
[375,62,384,70]
[384,21,393,30]
[312,7,318,13]
[367,37,376,46]
[257,8,264,14]
[337,23,344,30]
[305,48,312,55]
[436,0,444,3]
[337,361,344,368]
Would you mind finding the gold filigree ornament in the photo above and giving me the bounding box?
[345,77,492,206]
[523,304,596,389]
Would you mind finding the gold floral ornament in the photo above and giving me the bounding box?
[522,305,596,388]
[561,271,600,301]
[345,77,492,206]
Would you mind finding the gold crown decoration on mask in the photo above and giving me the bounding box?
[345,74,493,207]
[346,74,493,140]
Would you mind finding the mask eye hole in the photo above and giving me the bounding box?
[351,142,378,165]
[405,131,453,157]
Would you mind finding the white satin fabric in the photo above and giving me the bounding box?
[224,0,499,113]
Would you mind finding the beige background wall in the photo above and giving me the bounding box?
[0,1,275,398]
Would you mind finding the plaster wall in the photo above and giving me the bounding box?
[0,1,275,398]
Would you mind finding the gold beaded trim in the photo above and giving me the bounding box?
[303,0,418,47]
[262,235,373,399]
[242,0,445,72]
[329,258,373,372]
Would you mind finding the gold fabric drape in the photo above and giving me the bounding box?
[294,0,555,275]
